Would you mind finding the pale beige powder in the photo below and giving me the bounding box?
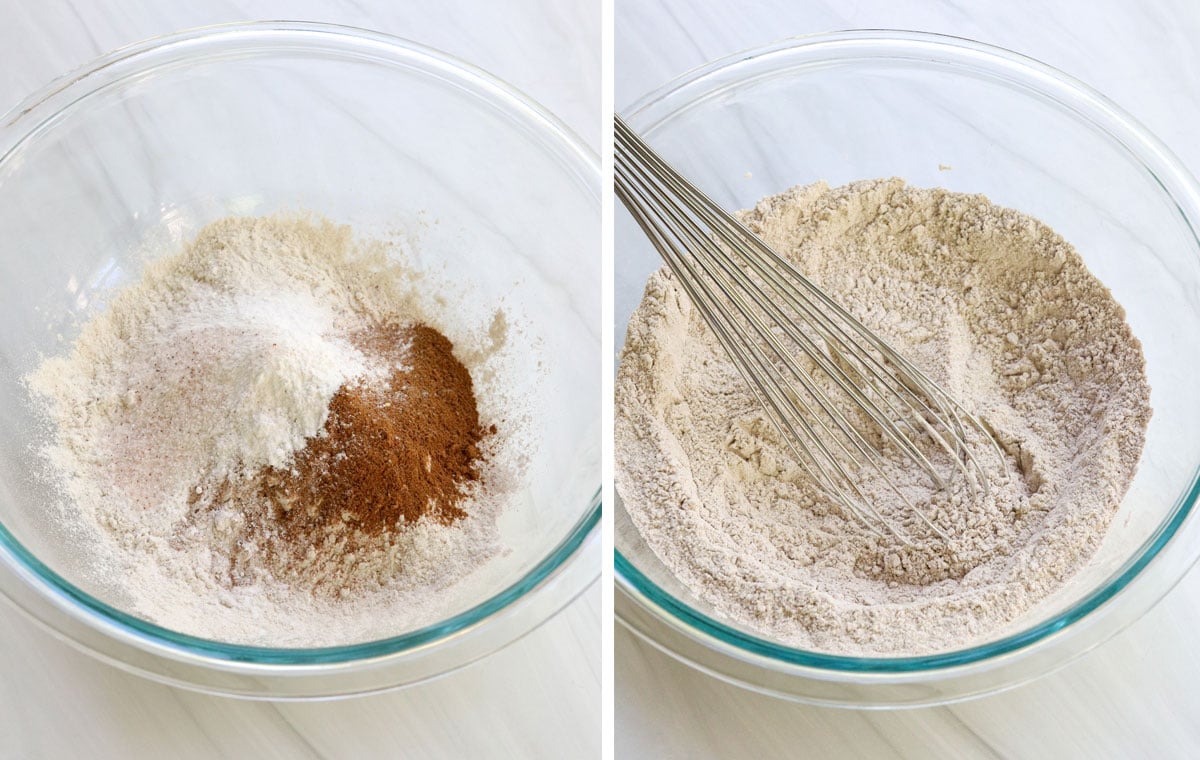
[28,215,523,646]
[616,179,1151,655]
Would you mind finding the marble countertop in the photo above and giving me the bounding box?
[0,1,598,758]
[616,1,1200,758]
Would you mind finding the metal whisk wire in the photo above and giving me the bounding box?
[615,117,1007,543]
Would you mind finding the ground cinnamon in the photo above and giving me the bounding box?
[187,320,494,590]
[262,322,493,543]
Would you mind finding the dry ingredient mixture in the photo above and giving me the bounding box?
[28,215,518,646]
[616,178,1152,656]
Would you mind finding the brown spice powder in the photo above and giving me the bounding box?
[193,321,495,590]
[268,324,496,542]
[265,323,493,543]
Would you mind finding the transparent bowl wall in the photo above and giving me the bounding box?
[615,31,1200,707]
[0,23,599,698]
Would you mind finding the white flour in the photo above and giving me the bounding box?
[616,179,1151,655]
[28,215,518,646]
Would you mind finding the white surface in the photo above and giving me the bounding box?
[0,1,599,758]
[616,1,1200,758]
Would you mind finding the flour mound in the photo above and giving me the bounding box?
[27,215,518,647]
[616,178,1151,656]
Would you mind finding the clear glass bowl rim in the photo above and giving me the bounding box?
[0,21,601,668]
[615,29,1200,675]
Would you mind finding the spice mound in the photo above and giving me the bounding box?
[615,178,1152,656]
[268,324,490,537]
[194,322,497,591]
[28,215,515,645]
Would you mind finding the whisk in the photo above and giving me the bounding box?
[615,117,1006,542]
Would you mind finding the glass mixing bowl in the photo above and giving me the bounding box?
[0,22,599,699]
[615,30,1200,707]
